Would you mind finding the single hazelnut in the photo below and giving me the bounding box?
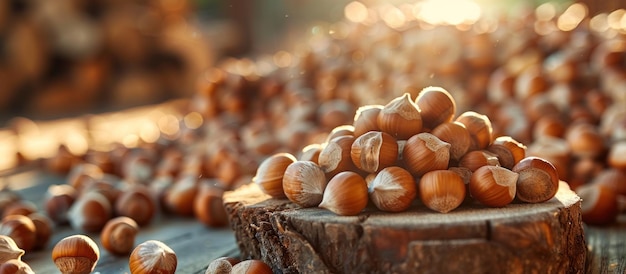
[352,105,383,137]
[2,200,37,219]
[377,93,423,140]
[469,165,518,207]
[67,191,112,232]
[350,131,398,173]
[0,258,34,274]
[458,150,500,172]
[298,143,323,164]
[577,184,619,225]
[590,168,626,196]
[488,136,527,169]
[0,190,21,217]
[607,141,626,170]
[129,240,177,274]
[533,115,567,139]
[27,213,53,251]
[100,216,139,256]
[51,235,100,274]
[512,157,560,203]
[122,152,154,184]
[66,163,104,191]
[419,170,466,213]
[282,161,327,208]
[319,171,368,216]
[194,180,229,227]
[205,256,240,274]
[368,166,417,212]
[44,184,77,224]
[230,259,272,274]
[253,153,296,198]
[415,86,457,130]
[565,123,606,158]
[324,125,355,143]
[431,121,471,162]
[163,174,198,216]
[318,136,358,179]
[402,133,451,177]
[0,215,36,252]
[114,185,156,226]
[455,111,493,150]
[526,136,571,181]
[0,235,24,263]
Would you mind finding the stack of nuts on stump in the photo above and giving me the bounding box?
[253,87,560,216]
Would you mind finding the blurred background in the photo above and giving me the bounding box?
[1,0,626,173]
[2,0,623,122]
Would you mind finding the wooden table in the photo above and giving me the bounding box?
[6,171,626,274]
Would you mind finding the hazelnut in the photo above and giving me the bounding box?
[230,259,272,274]
[100,216,139,256]
[194,180,229,227]
[205,256,240,274]
[350,131,398,173]
[52,235,100,274]
[512,157,560,203]
[352,105,383,137]
[526,137,571,181]
[368,166,417,212]
[455,111,493,150]
[67,191,112,232]
[318,136,358,178]
[27,213,53,251]
[402,133,451,177]
[163,174,198,216]
[66,163,104,191]
[253,153,296,198]
[487,136,527,169]
[590,168,626,196]
[298,143,323,164]
[533,115,566,139]
[2,200,37,219]
[577,184,619,225]
[458,150,500,172]
[565,123,606,158]
[469,165,518,207]
[282,161,327,208]
[324,125,355,143]
[114,185,156,226]
[122,152,154,184]
[415,86,457,130]
[419,170,466,213]
[0,215,36,252]
[377,93,423,140]
[319,171,368,216]
[607,141,626,170]
[44,184,77,224]
[0,190,20,217]
[0,259,34,274]
[129,240,177,274]
[0,235,24,263]
[431,121,471,162]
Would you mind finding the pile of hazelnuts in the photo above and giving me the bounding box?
[253,86,561,216]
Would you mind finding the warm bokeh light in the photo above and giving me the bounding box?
[557,3,587,31]
[536,2,557,21]
[608,9,626,30]
[183,112,204,130]
[158,114,180,137]
[273,50,293,68]
[413,0,481,26]
[590,13,610,33]
[344,1,369,23]
[380,4,406,29]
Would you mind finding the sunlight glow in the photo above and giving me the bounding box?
[413,0,481,26]
[344,1,368,23]
[557,3,587,31]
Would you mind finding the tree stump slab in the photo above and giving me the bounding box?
[224,181,586,274]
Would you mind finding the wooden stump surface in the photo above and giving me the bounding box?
[224,181,587,274]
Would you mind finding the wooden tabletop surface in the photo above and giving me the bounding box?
[6,170,625,274]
